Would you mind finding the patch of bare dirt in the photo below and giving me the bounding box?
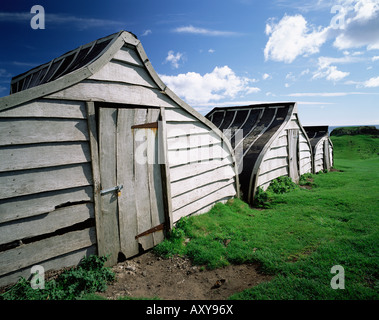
[98,251,272,300]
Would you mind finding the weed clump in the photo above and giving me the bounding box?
[253,186,271,208]
[253,176,299,208]
[1,255,115,300]
[153,219,189,258]
[267,176,297,194]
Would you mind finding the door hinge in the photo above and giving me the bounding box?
[135,223,165,239]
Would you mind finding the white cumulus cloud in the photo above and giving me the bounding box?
[164,51,184,69]
[333,0,379,50]
[364,76,379,87]
[312,56,350,82]
[159,66,260,105]
[264,14,329,63]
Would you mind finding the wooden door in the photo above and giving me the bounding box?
[98,107,166,265]
[288,129,299,183]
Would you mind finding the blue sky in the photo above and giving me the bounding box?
[0,0,378,126]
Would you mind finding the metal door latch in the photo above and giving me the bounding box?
[100,184,123,196]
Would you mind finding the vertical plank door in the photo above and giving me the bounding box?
[98,107,166,263]
[98,108,120,266]
[128,109,165,252]
[288,129,300,183]
[117,108,139,258]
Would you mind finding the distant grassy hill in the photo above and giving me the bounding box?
[331,134,379,160]
[330,125,379,137]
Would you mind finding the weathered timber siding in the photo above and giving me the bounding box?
[62,43,237,224]
[165,109,236,223]
[0,99,95,287]
[299,130,312,175]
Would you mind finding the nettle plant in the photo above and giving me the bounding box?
[253,176,298,208]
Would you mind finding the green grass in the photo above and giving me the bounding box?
[331,134,379,160]
[154,135,379,300]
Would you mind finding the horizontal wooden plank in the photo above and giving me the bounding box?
[89,60,157,88]
[168,143,230,167]
[0,203,94,246]
[315,145,324,153]
[0,163,92,200]
[299,133,309,143]
[300,152,311,160]
[169,156,234,182]
[315,160,323,166]
[0,245,97,288]
[0,228,96,277]
[0,99,86,119]
[0,118,88,146]
[171,165,235,197]
[190,198,229,217]
[262,145,288,161]
[0,142,90,173]
[172,184,236,222]
[0,186,93,224]
[270,134,288,148]
[167,131,221,151]
[299,141,310,151]
[300,163,312,175]
[172,179,234,212]
[315,154,324,161]
[300,159,312,168]
[259,157,288,175]
[165,108,197,122]
[257,165,288,186]
[113,46,144,66]
[315,164,324,172]
[45,80,179,109]
[166,121,211,138]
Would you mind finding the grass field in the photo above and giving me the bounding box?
[154,134,379,299]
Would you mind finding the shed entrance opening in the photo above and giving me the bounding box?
[97,106,166,265]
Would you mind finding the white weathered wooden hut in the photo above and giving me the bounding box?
[0,30,238,287]
[206,102,312,205]
[304,126,333,173]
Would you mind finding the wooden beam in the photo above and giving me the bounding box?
[159,107,173,232]
[86,102,101,258]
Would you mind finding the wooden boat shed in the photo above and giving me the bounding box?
[0,30,238,287]
[206,102,312,205]
[304,126,333,173]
